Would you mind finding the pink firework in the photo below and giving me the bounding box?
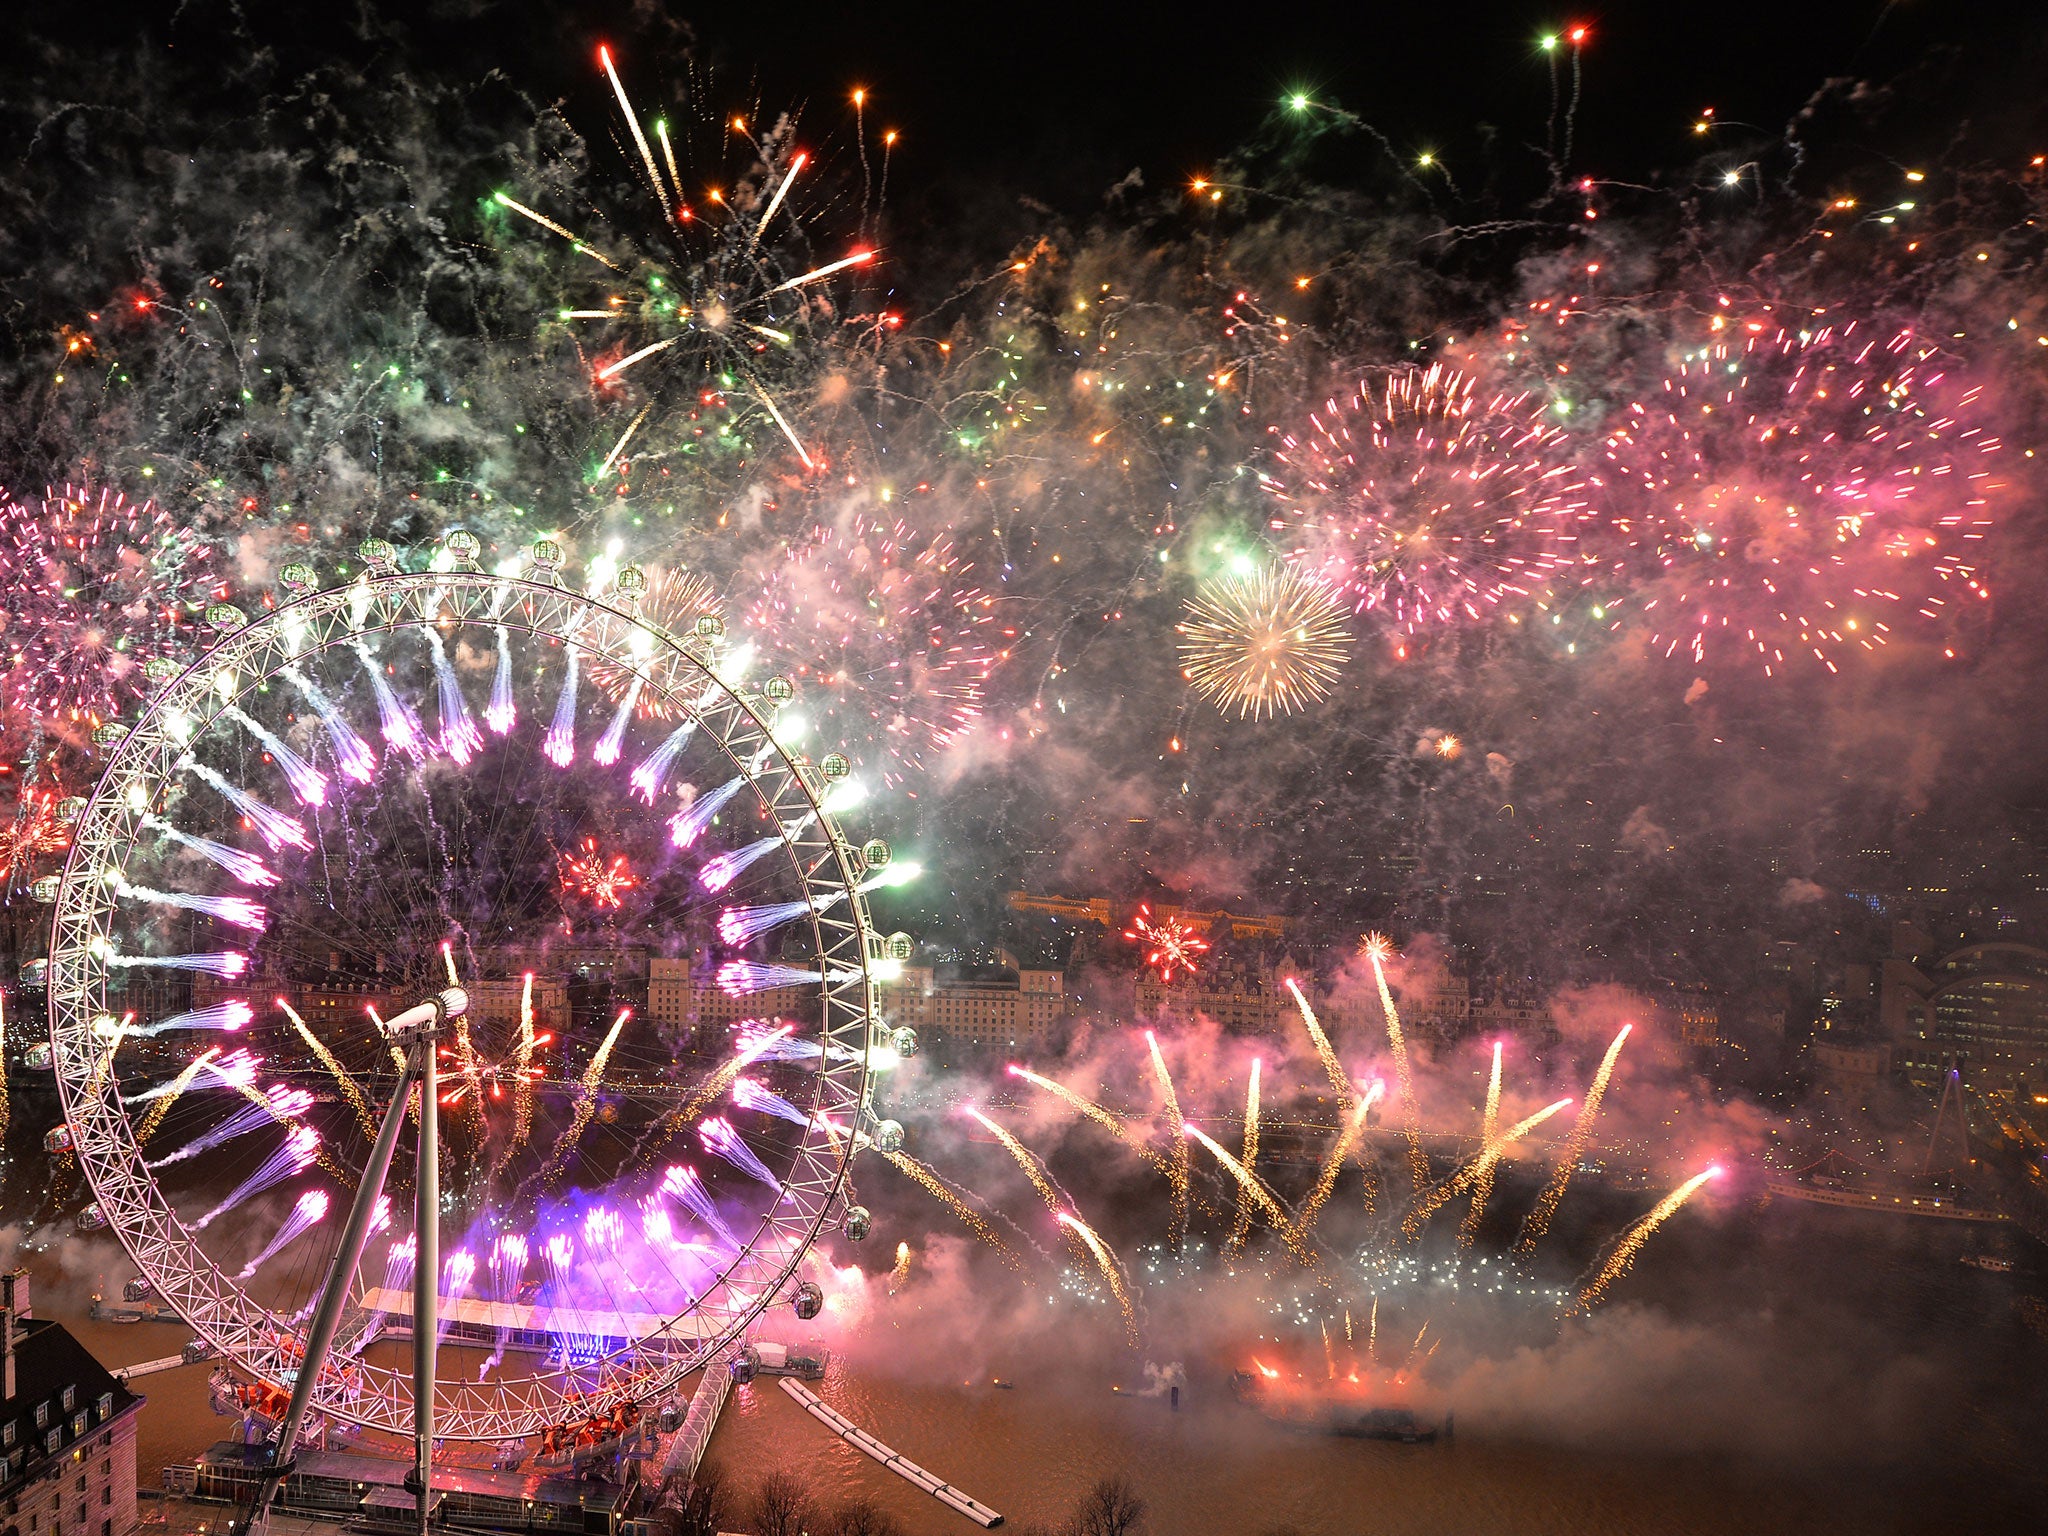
[1264,363,1591,634]
[1601,320,2002,675]
[745,514,997,783]
[0,482,217,724]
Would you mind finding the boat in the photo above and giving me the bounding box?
[989,1378,1014,1390]
[90,1293,180,1324]
[1329,1407,1440,1442]
[748,1340,829,1380]
[1961,1253,2015,1273]
[1230,1369,1446,1442]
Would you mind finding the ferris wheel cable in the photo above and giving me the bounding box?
[221,706,330,807]
[181,759,311,851]
[138,815,280,887]
[283,667,378,783]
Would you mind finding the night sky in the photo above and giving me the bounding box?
[5,0,2048,976]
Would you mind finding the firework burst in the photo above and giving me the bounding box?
[1265,363,1590,634]
[558,838,639,910]
[0,483,217,725]
[1125,905,1210,984]
[1177,563,1352,719]
[588,566,726,721]
[496,49,875,479]
[1,785,71,890]
[746,514,997,783]
[1599,321,2002,675]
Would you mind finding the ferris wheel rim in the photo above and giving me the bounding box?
[44,563,881,1440]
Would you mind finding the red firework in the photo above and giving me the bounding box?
[0,787,71,889]
[1125,904,1210,984]
[559,838,639,910]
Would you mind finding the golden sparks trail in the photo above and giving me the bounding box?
[1293,1083,1384,1243]
[1147,1032,1192,1252]
[442,943,485,1133]
[679,1026,793,1124]
[1396,1322,1430,1382]
[280,999,377,1138]
[223,1060,356,1188]
[510,974,538,1154]
[366,1005,411,1081]
[1459,1041,1506,1248]
[1517,1023,1632,1256]
[1226,1059,1263,1257]
[890,1241,912,1290]
[965,1108,1066,1216]
[1182,1123,1317,1265]
[0,992,8,1142]
[1367,1297,1379,1362]
[544,1008,631,1184]
[1008,1066,1173,1174]
[85,1015,133,1101]
[1059,1213,1138,1347]
[136,1048,223,1143]
[1402,1098,1574,1239]
[636,1025,797,1168]
[1363,936,1431,1196]
[1568,1166,1722,1315]
[882,1149,1022,1269]
[1285,979,1353,1107]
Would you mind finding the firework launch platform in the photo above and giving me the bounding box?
[354,1287,724,1355]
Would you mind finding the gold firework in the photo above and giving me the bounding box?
[1177,564,1352,720]
[590,567,725,719]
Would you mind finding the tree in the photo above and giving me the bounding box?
[828,1498,906,1536]
[652,1463,728,1536]
[750,1469,814,1536]
[1071,1477,1147,1536]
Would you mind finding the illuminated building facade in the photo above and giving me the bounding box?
[1,1273,143,1536]
[1892,941,2048,1090]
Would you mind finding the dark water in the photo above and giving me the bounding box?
[702,1198,2046,1536]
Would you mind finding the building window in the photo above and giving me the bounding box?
[58,1390,73,1415]
[4,1421,14,1448]
[33,1406,48,1431]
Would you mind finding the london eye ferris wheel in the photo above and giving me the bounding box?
[39,531,903,1467]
